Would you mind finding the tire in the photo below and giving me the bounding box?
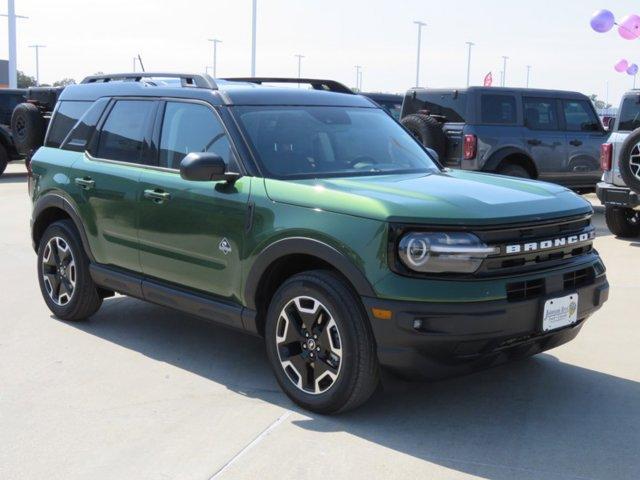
[401,113,447,158]
[265,270,379,414]
[37,220,103,321]
[497,163,531,179]
[619,127,640,192]
[605,206,640,238]
[0,143,7,177]
[11,102,45,156]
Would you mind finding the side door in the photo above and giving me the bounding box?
[138,100,250,303]
[561,98,606,188]
[72,98,158,272]
[522,97,567,184]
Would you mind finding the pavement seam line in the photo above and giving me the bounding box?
[208,410,292,479]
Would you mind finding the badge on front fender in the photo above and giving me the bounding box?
[218,238,232,255]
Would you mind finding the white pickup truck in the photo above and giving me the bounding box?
[597,90,640,237]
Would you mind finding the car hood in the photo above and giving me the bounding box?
[263,170,593,225]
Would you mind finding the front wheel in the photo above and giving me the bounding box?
[605,206,640,238]
[265,270,379,414]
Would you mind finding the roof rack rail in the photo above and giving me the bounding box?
[80,72,217,89]
[223,77,353,94]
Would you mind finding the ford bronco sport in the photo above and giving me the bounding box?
[29,73,609,413]
[400,87,606,191]
[597,90,640,237]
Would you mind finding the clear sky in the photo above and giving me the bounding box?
[1,0,639,107]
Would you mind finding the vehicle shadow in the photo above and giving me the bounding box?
[66,296,640,480]
[0,171,28,184]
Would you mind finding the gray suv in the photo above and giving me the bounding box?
[596,90,640,237]
[400,87,607,190]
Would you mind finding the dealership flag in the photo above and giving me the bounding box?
[484,72,493,86]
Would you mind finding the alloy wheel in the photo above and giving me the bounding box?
[275,296,343,395]
[42,236,76,306]
[630,143,640,181]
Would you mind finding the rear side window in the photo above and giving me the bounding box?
[523,98,558,130]
[159,102,236,169]
[61,98,109,152]
[408,93,467,122]
[617,95,640,131]
[96,100,156,164]
[480,94,517,124]
[562,100,600,132]
[46,101,92,148]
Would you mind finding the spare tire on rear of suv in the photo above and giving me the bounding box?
[401,113,447,159]
[11,103,46,156]
[618,127,640,192]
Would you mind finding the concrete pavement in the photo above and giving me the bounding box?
[1,162,638,480]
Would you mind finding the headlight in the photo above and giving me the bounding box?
[398,232,498,274]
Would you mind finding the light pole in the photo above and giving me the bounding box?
[28,44,45,86]
[414,21,426,87]
[1,0,29,88]
[251,0,257,76]
[358,67,363,91]
[354,65,361,91]
[294,54,304,79]
[208,38,222,77]
[501,56,509,87]
[526,65,531,88]
[133,57,137,72]
[465,41,474,87]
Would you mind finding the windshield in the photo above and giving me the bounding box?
[233,106,439,179]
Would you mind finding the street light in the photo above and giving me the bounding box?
[208,38,222,77]
[294,54,304,79]
[414,21,426,87]
[1,0,29,89]
[526,65,532,88]
[28,44,45,86]
[501,56,509,87]
[465,41,474,87]
[354,65,362,91]
[251,0,257,76]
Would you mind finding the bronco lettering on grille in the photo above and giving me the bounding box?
[504,231,595,255]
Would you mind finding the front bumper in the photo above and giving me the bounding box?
[363,272,609,378]
[596,182,640,208]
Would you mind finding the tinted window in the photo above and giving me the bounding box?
[159,102,235,170]
[563,100,600,132]
[235,106,439,179]
[407,93,467,122]
[481,94,517,124]
[523,98,558,130]
[61,98,109,152]
[46,101,92,148]
[617,95,640,131]
[96,100,156,163]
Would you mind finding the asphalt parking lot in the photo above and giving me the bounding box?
[1,161,639,480]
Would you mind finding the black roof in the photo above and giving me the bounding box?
[407,86,590,100]
[59,73,374,108]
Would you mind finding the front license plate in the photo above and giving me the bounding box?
[542,294,578,332]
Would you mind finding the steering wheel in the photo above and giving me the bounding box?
[347,155,379,168]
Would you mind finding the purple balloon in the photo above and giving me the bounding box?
[591,9,615,33]
[618,14,640,39]
[628,64,639,75]
[615,59,629,72]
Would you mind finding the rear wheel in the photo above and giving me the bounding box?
[605,206,640,238]
[618,127,640,192]
[265,270,379,414]
[400,113,447,159]
[11,102,45,156]
[0,143,7,176]
[497,163,531,179]
[37,220,102,321]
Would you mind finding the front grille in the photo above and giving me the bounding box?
[506,278,545,302]
[563,267,595,290]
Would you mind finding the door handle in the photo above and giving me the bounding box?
[144,189,171,203]
[569,139,583,146]
[74,177,95,190]
[527,139,542,146]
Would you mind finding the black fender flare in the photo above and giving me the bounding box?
[482,147,536,176]
[31,193,96,262]
[243,237,376,310]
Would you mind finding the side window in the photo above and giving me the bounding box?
[45,101,92,148]
[562,100,600,132]
[480,94,517,124]
[96,100,156,164]
[159,102,236,170]
[523,98,558,131]
[61,98,109,152]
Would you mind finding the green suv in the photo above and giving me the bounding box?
[29,73,609,413]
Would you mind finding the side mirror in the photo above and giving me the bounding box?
[180,152,240,183]
[425,147,439,163]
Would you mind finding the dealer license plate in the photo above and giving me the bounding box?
[542,294,578,332]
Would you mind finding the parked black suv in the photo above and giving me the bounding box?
[400,87,607,190]
[0,88,26,175]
